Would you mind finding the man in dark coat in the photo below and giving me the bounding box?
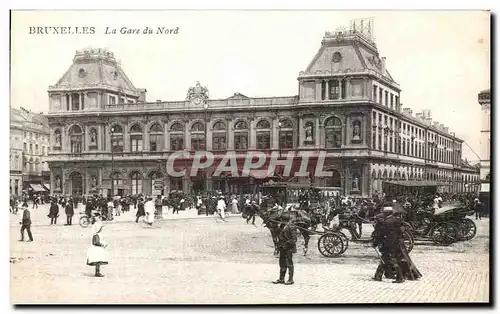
[20,206,33,241]
[246,201,259,225]
[474,198,483,220]
[372,209,406,283]
[135,198,146,223]
[65,199,74,225]
[48,200,59,225]
[272,217,298,285]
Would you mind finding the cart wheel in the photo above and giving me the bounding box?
[79,216,90,228]
[460,218,477,241]
[448,221,463,242]
[403,229,414,253]
[430,222,458,246]
[317,233,344,257]
[337,232,349,254]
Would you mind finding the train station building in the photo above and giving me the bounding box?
[45,21,479,197]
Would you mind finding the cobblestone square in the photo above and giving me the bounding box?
[10,204,490,304]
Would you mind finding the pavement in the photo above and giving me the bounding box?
[10,203,490,304]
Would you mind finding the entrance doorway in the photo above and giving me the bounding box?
[70,172,83,195]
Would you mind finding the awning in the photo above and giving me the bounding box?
[383,180,450,187]
[29,184,47,192]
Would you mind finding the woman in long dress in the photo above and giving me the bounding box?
[217,196,227,221]
[86,217,108,277]
[231,197,239,215]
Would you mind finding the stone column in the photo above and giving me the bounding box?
[164,122,169,151]
[345,79,351,99]
[226,118,234,150]
[271,116,279,150]
[315,116,321,149]
[338,79,343,99]
[68,94,72,110]
[124,125,130,152]
[84,125,89,152]
[106,125,111,152]
[97,91,102,109]
[143,127,149,152]
[206,118,212,151]
[184,119,191,151]
[98,167,102,191]
[374,127,379,150]
[84,168,89,195]
[297,116,303,148]
[249,117,255,150]
[315,80,322,101]
[326,80,330,100]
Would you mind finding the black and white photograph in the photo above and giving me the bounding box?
[8,9,491,304]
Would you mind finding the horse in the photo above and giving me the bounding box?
[257,205,315,256]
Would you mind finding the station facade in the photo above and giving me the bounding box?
[46,25,479,197]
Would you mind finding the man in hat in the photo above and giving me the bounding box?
[272,216,298,285]
[19,205,33,242]
[246,200,259,225]
[372,206,405,283]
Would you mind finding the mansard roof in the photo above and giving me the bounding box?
[48,48,139,97]
[299,31,397,86]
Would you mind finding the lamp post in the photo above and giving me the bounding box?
[203,102,209,192]
[110,126,116,198]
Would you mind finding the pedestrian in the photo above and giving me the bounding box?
[217,195,227,222]
[48,200,59,225]
[371,208,406,283]
[135,198,146,223]
[272,216,298,285]
[86,217,108,277]
[246,201,258,225]
[65,199,74,225]
[32,195,39,209]
[231,196,239,215]
[474,198,483,220]
[19,205,33,242]
[144,197,155,226]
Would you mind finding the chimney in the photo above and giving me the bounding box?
[402,108,411,115]
[433,121,440,128]
[381,57,386,73]
[443,127,449,133]
[439,123,445,130]
[138,88,147,102]
[415,112,423,120]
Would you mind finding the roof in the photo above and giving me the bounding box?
[302,32,396,85]
[383,180,450,187]
[49,48,138,97]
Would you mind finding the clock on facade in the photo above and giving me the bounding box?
[193,97,202,105]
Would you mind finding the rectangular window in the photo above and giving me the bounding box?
[329,80,340,100]
[150,134,162,152]
[389,136,393,152]
[121,97,126,104]
[279,131,293,149]
[256,132,271,149]
[170,134,184,151]
[35,144,39,154]
[379,89,383,105]
[384,91,388,106]
[191,134,206,151]
[326,129,342,149]
[212,134,227,151]
[373,86,378,102]
[390,94,394,109]
[109,95,116,105]
[234,134,249,150]
[130,136,143,152]
[29,144,32,154]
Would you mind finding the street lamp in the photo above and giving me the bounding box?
[203,103,209,192]
[110,126,116,198]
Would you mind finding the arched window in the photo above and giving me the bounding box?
[191,122,205,150]
[149,123,163,152]
[234,121,248,150]
[110,125,124,152]
[212,121,227,151]
[69,125,83,153]
[278,119,294,149]
[170,123,184,151]
[130,172,143,194]
[256,120,271,149]
[130,124,143,152]
[324,117,342,148]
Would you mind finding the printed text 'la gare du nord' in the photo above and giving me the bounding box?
[105,26,180,35]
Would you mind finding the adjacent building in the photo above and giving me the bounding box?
[45,19,479,197]
[10,107,50,195]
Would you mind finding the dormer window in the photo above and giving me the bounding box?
[332,51,342,63]
[78,68,86,78]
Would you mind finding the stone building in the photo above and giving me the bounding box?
[10,107,50,195]
[45,23,478,197]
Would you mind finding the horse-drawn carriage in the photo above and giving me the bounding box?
[383,181,476,246]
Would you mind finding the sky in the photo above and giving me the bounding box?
[10,10,490,161]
